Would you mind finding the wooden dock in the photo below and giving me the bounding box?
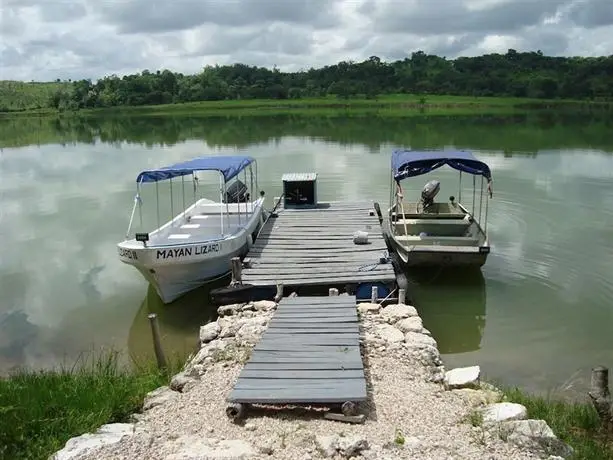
[226,295,366,420]
[240,201,398,300]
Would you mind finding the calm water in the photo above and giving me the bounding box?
[1,114,612,398]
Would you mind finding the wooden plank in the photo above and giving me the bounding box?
[258,337,358,347]
[268,318,359,325]
[248,247,386,255]
[267,322,359,329]
[246,255,389,264]
[228,388,367,404]
[255,234,384,241]
[233,378,365,390]
[244,266,391,277]
[280,296,355,304]
[266,328,360,334]
[272,314,357,320]
[273,308,358,314]
[239,369,364,379]
[242,273,395,283]
[243,362,363,371]
[250,347,360,357]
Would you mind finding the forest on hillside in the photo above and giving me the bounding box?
[2,50,613,112]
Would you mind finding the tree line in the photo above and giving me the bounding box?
[29,50,613,111]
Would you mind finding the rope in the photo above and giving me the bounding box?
[358,251,391,271]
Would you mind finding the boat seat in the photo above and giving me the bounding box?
[395,235,480,246]
[394,218,471,237]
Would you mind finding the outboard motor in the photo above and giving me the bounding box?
[223,179,249,203]
[420,179,440,210]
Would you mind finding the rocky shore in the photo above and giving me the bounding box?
[53,297,574,460]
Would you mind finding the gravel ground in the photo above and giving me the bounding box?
[66,300,554,460]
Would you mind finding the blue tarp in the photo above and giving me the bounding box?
[392,149,492,182]
[136,155,255,183]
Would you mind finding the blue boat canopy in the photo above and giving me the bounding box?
[136,155,255,183]
[392,149,492,182]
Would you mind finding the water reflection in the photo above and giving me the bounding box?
[407,268,486,354]
[127,278,228,364]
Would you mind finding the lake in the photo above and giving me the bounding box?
[1,113,612,398]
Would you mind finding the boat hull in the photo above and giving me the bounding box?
[128,242,252,303]
[383,220,489,269]
[118,207,265,304]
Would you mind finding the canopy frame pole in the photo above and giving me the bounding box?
[156,181,160,230]
[458,171,462,202]
[181,175,186,218]
[472,175,476,216]
[224,177,230,234]
[237,177,241,226]
[219,173,224,235]
[169,177,174,227]
[192,172,197,205]
[255,161,259,199]
[485,184,490,235]
[249,164,254,218]
[126,179,143,239]
[137,176,144,230]
[478,175,484,227]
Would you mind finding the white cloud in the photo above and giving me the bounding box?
[0,0,611,81]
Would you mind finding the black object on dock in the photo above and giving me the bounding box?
[226,295,366,420]
[241,201,397,298]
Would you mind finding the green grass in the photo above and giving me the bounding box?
[0,81,72,112]
[502,387,613,459]
[0,350,183,460]
[2,92,610,120]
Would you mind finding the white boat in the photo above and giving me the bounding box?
[382,149,494,268]
[117,155,266,304]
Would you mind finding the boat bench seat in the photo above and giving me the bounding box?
[395,235,481,246]
[394,218,471,237]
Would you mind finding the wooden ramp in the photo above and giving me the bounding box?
[241,201,397,297]
[226,295,366,420]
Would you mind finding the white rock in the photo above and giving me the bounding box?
[481,402,528,424]
[143,386,179,410]
[315,435,338,458]
[499,419,574,458]
[51,423,134,460]
[444,366,481,389]
[241,302,255,311]
[395,316,423,333]
[236,323,267,344]
[404,332,438,349]
[199,322,221,343]
[357,302,381,314]
[337,435,369,457]
[164,435,257,459]
[253,300,277,311]
[190,340,229,366]
[374,324,405,343]
[380,304,418,323]
[217,303,244,316]
[169,371,196,392]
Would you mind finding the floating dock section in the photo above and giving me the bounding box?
[241,201,398,300]
[226,295,366,420]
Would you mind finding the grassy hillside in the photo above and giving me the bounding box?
[0,81,72,112]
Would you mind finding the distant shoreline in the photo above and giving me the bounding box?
[1,94,611,119]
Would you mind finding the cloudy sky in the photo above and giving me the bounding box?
[1,0,612,81]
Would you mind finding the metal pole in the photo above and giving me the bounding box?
[181,175,186,216]
[169,177,174,226]
[484,187,489,235]
[225,179,230,232]
[250,165,254,217]
[479,176,484,225]
[219,173,224,235]
[156,181,160,230]
[472,175,476,216]
[192,173,196,204]
[458,171,462,202]
[147,313,167,370]
[137,178,143,230]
